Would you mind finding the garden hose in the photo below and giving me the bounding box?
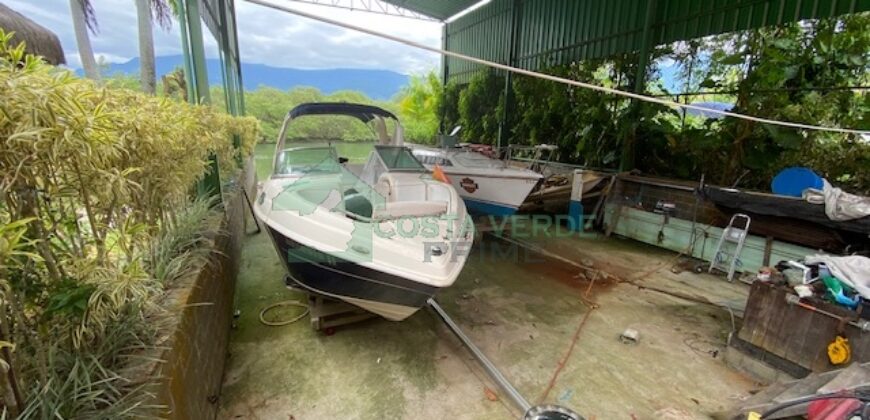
[259,300,309,326]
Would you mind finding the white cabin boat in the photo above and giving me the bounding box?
[411,146,543,216]
[254,103,473,321]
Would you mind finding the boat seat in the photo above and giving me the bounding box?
[373,200,448,220]
[376,172,429,202]
[374,178,392,200]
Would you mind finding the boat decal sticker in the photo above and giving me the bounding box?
[460,177,479,193]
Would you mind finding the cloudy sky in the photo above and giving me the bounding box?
[7,0,443,74]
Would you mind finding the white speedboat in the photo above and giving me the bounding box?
[254,103,473,321]
[411,146,543,215]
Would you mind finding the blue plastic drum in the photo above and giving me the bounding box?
[771,167,823,197]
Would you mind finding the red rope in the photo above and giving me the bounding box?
[537,304,596,403]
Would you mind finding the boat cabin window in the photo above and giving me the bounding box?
[274,147,341,176]
[414,153,453,166]
[375,146,426,172]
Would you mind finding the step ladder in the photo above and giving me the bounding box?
[709,213,751,281]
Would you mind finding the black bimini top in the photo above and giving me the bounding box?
[288,102,398,123]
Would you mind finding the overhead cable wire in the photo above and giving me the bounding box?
[246,0,869,136]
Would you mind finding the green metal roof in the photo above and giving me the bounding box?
[382,0,481,20]
[443,0,870,83]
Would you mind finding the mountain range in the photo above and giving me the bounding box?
[90,55,410,100]
[92,55,686,100]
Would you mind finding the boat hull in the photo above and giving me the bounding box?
[266,226,439,321]
[443,172,539,216]
[463,197,519,216]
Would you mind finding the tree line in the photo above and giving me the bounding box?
[439,13,870,194]
[209,71,443,144]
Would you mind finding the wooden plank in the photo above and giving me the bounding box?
[763,236,774,266]
[802,312,836,371]
[731,337,811,378]
[745,284,779,348]
[846,328,870,364]
[738,282,767,343]
[805,301,854,370]
[760,287,792,359]
[737,283,870,372]
[753,286,783,349]
[782,300,816,365]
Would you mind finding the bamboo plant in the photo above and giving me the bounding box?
[0,30,258,417]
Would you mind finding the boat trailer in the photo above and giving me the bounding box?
[286,276,582,419]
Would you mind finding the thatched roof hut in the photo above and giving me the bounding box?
[0,3,65,65]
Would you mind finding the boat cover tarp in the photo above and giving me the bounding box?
[805,255,870,299]
[703,186,870,235]
[803,180,870,221]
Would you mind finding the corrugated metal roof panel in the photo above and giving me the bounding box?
[444,0,513,80]
[442,0,870,83]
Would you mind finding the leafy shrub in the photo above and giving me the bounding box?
[0,30,258,417]
[214,74,446,145]
[439,14,869,194]
[397,72,442,144]
[457,69,505,144]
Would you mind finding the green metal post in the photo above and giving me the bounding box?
[217,0,243,165]
[620,0,657,171]
[439,23,449,134]
[229,0,245,115]
[228,0,245,115]
[178,0,195,104]
[497,0,522,150]
[183,0,211,104]
[180,0,221,198]
[217,0,235,115]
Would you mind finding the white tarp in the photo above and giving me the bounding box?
[803,179,870,221]
[805,254,870,299]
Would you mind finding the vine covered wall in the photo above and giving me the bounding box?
[439,14,870,194]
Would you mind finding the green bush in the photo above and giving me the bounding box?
[439,14,869,194]
[457,69,505,144]
[218,71,446,145]
[397,72,442,144]
[0,30,258,417]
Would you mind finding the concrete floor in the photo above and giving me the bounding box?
[219,219,757,420]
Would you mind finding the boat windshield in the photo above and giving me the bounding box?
[274,147,341,176]
[375,146,425,171]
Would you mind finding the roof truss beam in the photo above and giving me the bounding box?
[273,0,438,20]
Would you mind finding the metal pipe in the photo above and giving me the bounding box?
[621,175,697,192]
[427,298,532,413]
[785,294,870,332]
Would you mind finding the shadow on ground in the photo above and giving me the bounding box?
[219,217,755,420]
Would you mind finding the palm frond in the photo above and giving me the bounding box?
[77,0,99,34]
[149,0,173,30]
